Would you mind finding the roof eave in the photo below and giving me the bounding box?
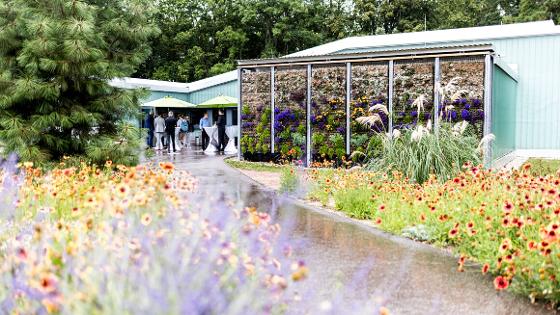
[238,44,494,68]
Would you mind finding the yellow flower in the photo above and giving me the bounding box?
[141,213,152,226]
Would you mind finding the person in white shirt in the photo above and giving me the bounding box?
[154,112,166,150]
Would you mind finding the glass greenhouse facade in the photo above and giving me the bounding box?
[237,44,518,166]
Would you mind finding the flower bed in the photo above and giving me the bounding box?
[311,65,347,164]
[241,69,272,161]
[0,160,307,313]
[306,164,560,307]
[274,67,307,162]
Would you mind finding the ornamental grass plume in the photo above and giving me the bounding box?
[356,104,388,129]
[366,122,481,183]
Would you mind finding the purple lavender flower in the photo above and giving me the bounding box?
[336,127,346,134]
[477,109,485,120]
[464,104,471,110]
[461,109,471,121]
[472,99,482,107]
[424,112,431,120]
[450,110,458,121]
[410,111,418,118]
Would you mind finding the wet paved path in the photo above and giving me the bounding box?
[147,150,551,315]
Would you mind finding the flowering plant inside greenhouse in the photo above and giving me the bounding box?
[311,98,347,161]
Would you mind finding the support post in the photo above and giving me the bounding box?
[237,68,242,160]
[306,64,312,167]
[346,62,351,155]
[434,57,441,134]
[388,60,394,133]
[483,54,493,167]
[270,66,275,153]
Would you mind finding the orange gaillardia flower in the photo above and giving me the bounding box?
[493,276,509,291]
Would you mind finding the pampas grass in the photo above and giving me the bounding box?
[366,123,482,184]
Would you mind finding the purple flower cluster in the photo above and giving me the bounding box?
[442,97,484,123]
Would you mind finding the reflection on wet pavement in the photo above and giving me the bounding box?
[146,150,552,315]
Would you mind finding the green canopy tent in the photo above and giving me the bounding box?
[197,95,238,109]
[143,96,197,111]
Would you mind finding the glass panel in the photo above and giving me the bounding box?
[393,59,434,130]
[274,66,307,162]
[240,68,271,160]
[492,65,517,159]
[350,62,389,155]
[310,64,347,164]
[440,56,486,138]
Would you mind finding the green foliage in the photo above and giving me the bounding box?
[224,158,286,173]
[367,124,481,183]
[255,108,271,154]
[401,225,433,242]
[291,133,306,147]
[280,167,299,193]
[333,187,372,219]
[136,0,557,82]
[0,0,158,166]
[524,158,560,176]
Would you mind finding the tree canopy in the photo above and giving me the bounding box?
[0,0,158,165]
[135,0,560,83]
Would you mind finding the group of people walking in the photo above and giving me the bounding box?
[144,110,228,153]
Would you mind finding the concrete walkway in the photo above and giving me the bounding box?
[147,149,550,315]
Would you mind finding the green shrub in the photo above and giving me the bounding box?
[333,188,373,219]
[367,123,482,183]
[280,167,299,193]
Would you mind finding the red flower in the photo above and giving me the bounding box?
[493,276,509,291]
[448,228,458,238]
[482,263,490,274]
[503,201,514,213]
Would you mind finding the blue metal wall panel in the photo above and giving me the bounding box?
[141,91,190,103]
[188,81,239,104]
[492,36,560,150]
[492,65,518,159]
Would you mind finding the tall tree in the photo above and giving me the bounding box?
[0,0,158,165]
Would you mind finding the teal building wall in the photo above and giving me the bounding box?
[141,81,238,105]
[492,65,518,159]
[188,81,238,104]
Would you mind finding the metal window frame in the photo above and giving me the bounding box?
[434,57,441,134]
[306,64,312,167]
[270,66,275,153]
[388,60,394,133]
[237,68,242,160]
[345,63,351,155]
[483,54,493,167]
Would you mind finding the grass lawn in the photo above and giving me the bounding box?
[525,158,560,176]
[224,158,288,173]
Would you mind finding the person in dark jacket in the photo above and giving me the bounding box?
[144,111,154,148]
[216,110,227,152]
[165,111,178,153]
